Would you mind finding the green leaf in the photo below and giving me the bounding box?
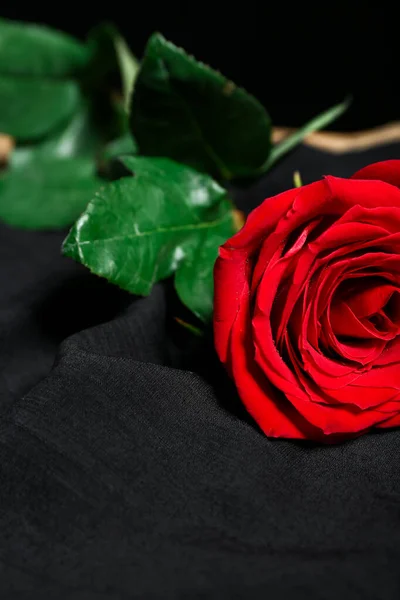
[86,23,121,83]
[102,132,138,162]
[262,98,351,172]
[85,24,140,146]
[86,23,139,103]
[114,34,140,111]
[0,77,81,141]
[40,101,104,158]
[63,156,235,320]
[130,33,271,180]
[11,100,104,167]
[0,156,101,229]
[0,18,90,77]
[174,223,231,322]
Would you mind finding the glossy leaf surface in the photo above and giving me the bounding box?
[63,156,235,320]
[174,224,232,322]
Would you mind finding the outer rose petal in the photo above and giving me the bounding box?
[325,176,400,210]
[213,247,251,369]
[228,269,314,439]
[351,160,400,189]
[222,187,300,252]
[214,186,302,366]
[377,413,400,429]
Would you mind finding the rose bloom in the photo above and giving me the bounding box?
[214,160,400,442]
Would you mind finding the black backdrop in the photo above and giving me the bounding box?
[2,2,399,129]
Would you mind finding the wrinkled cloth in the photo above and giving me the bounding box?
[1,142,400,599]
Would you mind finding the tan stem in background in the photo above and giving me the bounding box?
[272,122,400,154]
[0,134,15,163]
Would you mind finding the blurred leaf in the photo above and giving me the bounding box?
[63,156,235,321]
[114,34,140,111]
[86,23,121,82]
[87,23,139,100]
[130,33,271,180]
[85,23,140,146]
[0,17,90,77]
[102,132,138,162]
[262,98,351,172]
[11,100,104,167]
[0,76,81,141]
[0,19,134,230]
[0,156,101,229]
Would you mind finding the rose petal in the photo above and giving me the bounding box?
[321,384,400,410]
[351,160,400,189]
[374,337,400,366]
[343,282,396,318]
[213,247,252,369]
[377,412,400,428]
[229,272,311,439]
[352,362,400,389]
[325,176,400,210]
[284,386,398,435]
[223,187,300,253]
[315,222,389,249]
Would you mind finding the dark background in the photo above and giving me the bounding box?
[1,4,399,130]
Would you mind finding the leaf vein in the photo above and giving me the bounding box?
[74,212,232,246]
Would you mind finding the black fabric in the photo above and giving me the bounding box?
[1,144,400,599]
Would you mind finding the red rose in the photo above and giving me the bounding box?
[214,160,400,442]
